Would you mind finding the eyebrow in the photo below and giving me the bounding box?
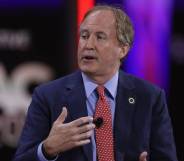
[79,29,106,36]
[96,31,106,36]
[79,29,89,34]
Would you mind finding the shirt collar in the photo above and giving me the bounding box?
[82,71,119,99]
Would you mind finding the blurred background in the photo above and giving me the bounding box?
[0,0,183,160]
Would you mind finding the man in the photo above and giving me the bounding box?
[13,5,177,161]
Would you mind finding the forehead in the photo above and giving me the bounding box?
[80,10,116,33]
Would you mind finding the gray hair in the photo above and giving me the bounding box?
[82,5,134,47]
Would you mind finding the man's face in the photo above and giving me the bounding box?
[78,10,127,81]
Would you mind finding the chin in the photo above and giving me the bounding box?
[80,68,95,76]
[81,69,94,74]
[79,64,94,72]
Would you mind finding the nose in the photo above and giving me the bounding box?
[85,35,95,50]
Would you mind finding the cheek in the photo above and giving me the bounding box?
[77,41,85,54]
[101,52,121,66]
[111,47,122,60]
[77,45,82,57]
[78,39,85,48]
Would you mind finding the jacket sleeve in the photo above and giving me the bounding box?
[13,87,52,161]
[150,89,178,161]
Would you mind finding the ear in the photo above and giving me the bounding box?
[119,44,130,59]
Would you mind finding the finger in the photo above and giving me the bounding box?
[70,116,93,127]
[139,151,148,161]
[73,130,93,141]
[61,139,91,153]
[74,139,91,147]
[77,123,95,134]
[55,107,68,123]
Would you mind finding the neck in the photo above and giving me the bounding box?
[84,70,118,85]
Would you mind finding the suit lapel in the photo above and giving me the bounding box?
[65,71,93,161]
[64,70,137,161]
[114,71,136,160]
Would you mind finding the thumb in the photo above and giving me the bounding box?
[56,107,67,123]
[139,151,148,161]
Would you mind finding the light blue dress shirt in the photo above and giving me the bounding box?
[37,71,119,161]
[82,71,118,161]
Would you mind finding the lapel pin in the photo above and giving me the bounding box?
[128,97,135,104]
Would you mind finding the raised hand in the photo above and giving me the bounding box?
[139,151,148,161]
[42,107,95,157]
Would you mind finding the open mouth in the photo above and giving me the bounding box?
[82,55,96,60]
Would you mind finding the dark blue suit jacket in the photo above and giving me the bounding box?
[13,70,177,161]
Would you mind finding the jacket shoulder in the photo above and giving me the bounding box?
[34,70,82,94]
[120,71,163,95]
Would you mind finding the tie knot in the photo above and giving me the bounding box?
[96,86,105,98]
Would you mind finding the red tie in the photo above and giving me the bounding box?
[94,86,115,161]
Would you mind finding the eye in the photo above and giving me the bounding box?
[97,35,103,40]
[81,35,88,39]
[80,32,89,40]
[96,33,106,40]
